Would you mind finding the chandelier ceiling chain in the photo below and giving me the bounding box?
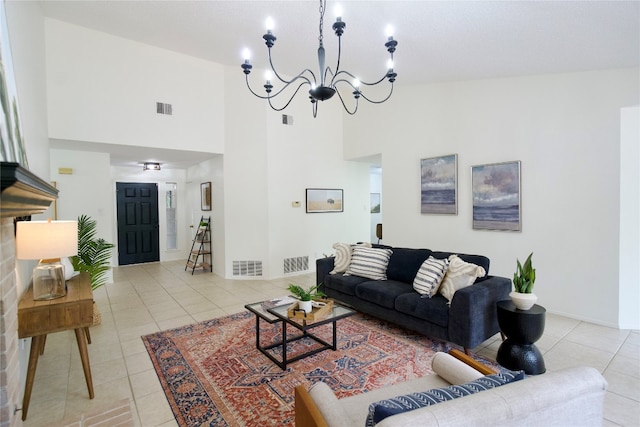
[241,0,398,118]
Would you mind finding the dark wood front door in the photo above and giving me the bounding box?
[116,182,160,266]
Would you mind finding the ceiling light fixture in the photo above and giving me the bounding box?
[241,0,397,118]
[143,162,161,171]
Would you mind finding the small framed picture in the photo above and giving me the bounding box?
[201,182,212,211]
[306,188,343,213]
[420,154,458,214]
[471,161,521,231]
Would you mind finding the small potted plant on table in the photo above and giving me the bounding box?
[287,284,325,313]
[511,252,537,310]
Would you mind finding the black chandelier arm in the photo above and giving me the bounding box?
[245,75,310,103]
[357,82,395,104]
[267,48,319,86]
[266,82,310,111]
[332,70,389,87]
[335,89,359,115]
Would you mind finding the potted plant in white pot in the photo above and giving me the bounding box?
[511,252,537,310]
[287,284,325,313]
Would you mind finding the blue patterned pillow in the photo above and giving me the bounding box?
[365,370,525,426]
[345,247,393,280]
[413,256,449,297]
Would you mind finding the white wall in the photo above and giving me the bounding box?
[344,68,639,327]
[619,105,640,330]
[45,19,225,154]
[223,65,370,279]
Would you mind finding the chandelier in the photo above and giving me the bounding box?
[241,0,398,117]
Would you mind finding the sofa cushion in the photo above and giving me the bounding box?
[386,248,432,283]
[330,242,372,274]
[356,280,412,309]
[439,255,486,303]
[430,251,490,279]
[366,370,525,426]
[323,274,370,296]
[413,256,450,297]
[345,247,393,280]
[395,293,450,328]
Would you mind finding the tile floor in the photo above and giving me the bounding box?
[21,261,639,427]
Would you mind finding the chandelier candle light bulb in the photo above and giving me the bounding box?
[240,0,398,117]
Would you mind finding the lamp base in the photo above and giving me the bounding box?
[33,262,66,300]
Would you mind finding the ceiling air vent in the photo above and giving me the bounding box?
[156,102,173,115]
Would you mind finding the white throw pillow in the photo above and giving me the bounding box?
[439,255,486,303]
[344,246,392,280]
[413,256,449,297]
[330,242,372,274]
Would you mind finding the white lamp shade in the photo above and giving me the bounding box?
[16,220,78,260]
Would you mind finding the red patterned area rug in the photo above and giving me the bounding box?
[142,311,490,426]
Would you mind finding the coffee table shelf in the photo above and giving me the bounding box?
[245,300,355,370]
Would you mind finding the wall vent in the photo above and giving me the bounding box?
[156,102,173,115]
[282,114,293,125]
[232,260,263,277]
[284,256,309,274]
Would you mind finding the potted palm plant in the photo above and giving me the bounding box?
[287,284,325,313]
[511,252,537,310]
[70,214,115,324]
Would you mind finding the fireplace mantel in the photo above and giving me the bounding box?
[1,162,58,218]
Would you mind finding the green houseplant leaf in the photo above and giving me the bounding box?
[70,214,115,290]
[513,252,535,294]
[287,284,325,301]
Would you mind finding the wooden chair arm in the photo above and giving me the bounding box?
[294,385,328,427]
[448,348,497,375]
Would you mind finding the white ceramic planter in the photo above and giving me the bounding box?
[510,291,537,310]
[299,300,313,313]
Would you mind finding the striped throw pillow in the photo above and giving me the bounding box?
[330,242,372,274]
[344,247,393,280]
[413,256,450,297]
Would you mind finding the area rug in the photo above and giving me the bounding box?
[142,311,492,426]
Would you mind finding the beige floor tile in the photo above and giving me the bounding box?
[603,392,640,426]
[22,396,66,426]
[124,351,155,375]
[191,308,228,322]
[118,323,160,343]
[607,354,640,379]
[121,337,149,357]
[537,340,615,373]
[135,391,175,426]
[129,369,164,400]
[68,357,128,391]
[156,315,197,331]
[604,369,640,401]
[64,377,133,421]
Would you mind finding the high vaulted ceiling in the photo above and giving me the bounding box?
[39,1,640,168]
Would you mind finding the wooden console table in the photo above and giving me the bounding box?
[18,272,95,420]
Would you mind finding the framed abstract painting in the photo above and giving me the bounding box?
[420,154,457,214]
[471,161,521,231]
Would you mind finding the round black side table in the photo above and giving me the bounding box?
[496,300,546,375]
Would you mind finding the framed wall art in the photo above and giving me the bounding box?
[306,188,343,213]
[420,154,457,214]
[471,161,521,231]
[370,193,381,213]
[201,182,212,211]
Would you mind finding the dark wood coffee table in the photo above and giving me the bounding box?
[245,300,355,369]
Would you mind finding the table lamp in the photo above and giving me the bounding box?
[16,219,78,300]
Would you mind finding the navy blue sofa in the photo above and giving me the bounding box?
[317,245,511,352]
